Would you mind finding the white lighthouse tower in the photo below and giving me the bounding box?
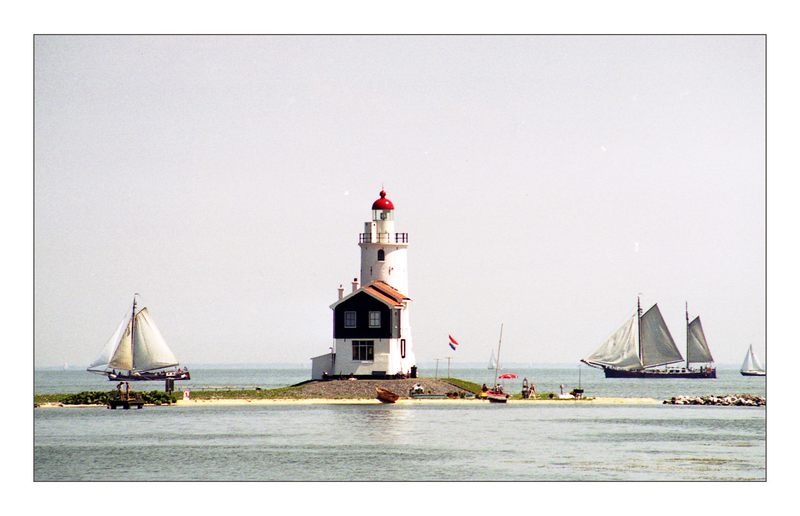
[359,189,409,295]
[310,189,417,380]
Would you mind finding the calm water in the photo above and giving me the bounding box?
[34,367,765,481]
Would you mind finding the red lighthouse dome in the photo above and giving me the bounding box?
[371,189,395,210]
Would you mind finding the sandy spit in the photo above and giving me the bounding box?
[36,397,662,408]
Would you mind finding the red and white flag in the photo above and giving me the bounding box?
[448,335,459,350]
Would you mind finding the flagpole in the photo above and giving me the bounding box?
[446,357,451,378]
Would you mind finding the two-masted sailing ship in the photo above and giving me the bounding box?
[87,295,190,382]
[740,344,766,377]
[582,298,716,379]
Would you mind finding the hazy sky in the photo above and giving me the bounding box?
[34,35,765,368]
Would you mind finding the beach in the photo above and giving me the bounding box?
[36,396,663,408]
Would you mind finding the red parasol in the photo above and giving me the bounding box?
[498,373,518,379]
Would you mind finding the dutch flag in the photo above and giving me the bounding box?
[448,335,459,351]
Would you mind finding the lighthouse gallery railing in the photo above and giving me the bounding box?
[359,233,409,244]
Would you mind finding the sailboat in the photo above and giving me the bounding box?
[684,302,717,377]
[487,349,497,370]
[581,297,716,379]
[87,295,190,382]
[486,324,510,403]
[740,344,766,377]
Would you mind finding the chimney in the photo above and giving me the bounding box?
[337,284,344,300]
[351,277,359,293]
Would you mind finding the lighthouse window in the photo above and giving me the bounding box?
[352,340,374,361]
[377,249,385,261]
[369,311,381,328]
[344,311,357,328]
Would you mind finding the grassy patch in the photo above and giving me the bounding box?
[441,378,483,394]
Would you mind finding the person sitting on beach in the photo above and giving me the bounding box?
[481,383,488,392]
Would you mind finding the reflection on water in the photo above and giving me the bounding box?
[35,403,764,481]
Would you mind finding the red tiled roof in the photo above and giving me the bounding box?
[330,280,411,309]
[365,280,410,305]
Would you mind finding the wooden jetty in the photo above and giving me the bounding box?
[107,399,144,410]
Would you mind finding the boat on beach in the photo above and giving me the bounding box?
[582,298,716,379]
[375,386,400,403]
[740,344,766,377]
[486,324,510,403]
[87,294,191,383]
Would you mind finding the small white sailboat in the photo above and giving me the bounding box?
[487,349,497,370]
[740,344,766,377]
[87,294,190,382]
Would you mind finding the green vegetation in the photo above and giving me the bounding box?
[35,390,179,406]
[441,378,483,394]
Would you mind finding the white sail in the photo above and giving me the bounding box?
[583,315,643,370]
[488,349,497,370]
[686,316,714,364]
[108,321,134,370]
[87,314,130,372]
[640,304,684,368]
[131,308,179,371]
[741,345,765,373]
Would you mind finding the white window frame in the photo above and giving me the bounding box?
[369,310,381,328]
[352,340,374,361]
[344,311,357,328]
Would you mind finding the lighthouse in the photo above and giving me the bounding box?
[359,189,409,295]
[310,189,417,380]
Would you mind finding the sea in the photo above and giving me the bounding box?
[33,366,766,482]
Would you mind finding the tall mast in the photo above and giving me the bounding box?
[494,323,503,389]
[130,294,138,372]
[685,301,690,369]
[637,296,643,366]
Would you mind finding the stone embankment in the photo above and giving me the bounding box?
[288,378,472,399]
[663,394,765,406]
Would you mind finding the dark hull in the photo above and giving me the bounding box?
[486,390,509,403]
[602,367,716,379]
[487,396,508,403]
[107,370,191,382]
[740,371,766,377]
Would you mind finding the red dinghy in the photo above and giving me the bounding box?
[375,387,400,403]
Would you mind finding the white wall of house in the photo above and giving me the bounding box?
[398,303,416,373]
[333,338,395,376]
[310,352,334,380]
